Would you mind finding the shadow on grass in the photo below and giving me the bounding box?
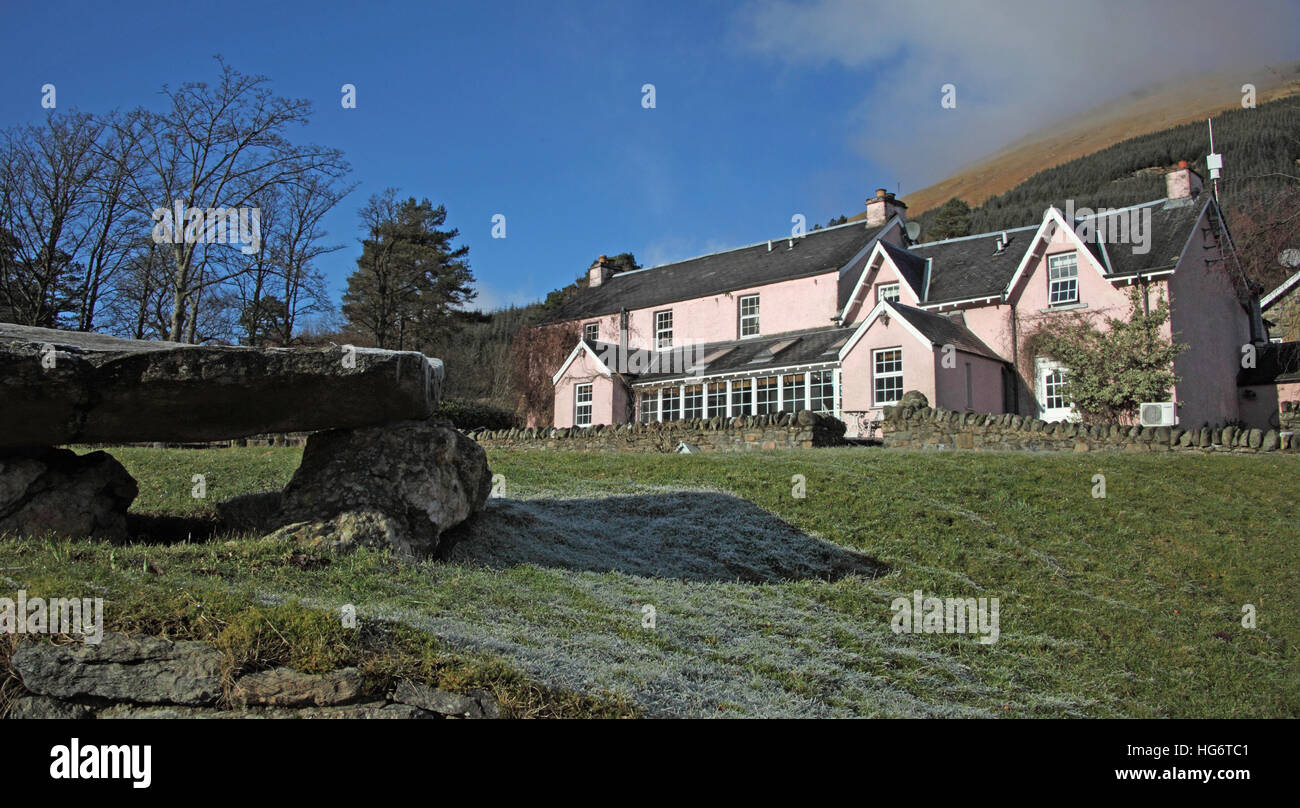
[443,491,884,584]
[124,512,223,544]
[125,491,283,544]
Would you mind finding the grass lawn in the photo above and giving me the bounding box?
[2,445,1297,718]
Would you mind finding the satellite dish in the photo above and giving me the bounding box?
[1279,248,1300,268]
[905,221,921,241]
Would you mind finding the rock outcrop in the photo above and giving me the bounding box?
[0,323,442,448]
[270,420,492,557]
[0,446,137,539]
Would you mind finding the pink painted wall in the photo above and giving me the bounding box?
[570,221,906,346]
[552,349,627,427]
[569,271,840,347]
[934,350,1005,413]
[1280,380,1300,406]
[841,248,923,325]
[1011,225,1129,320]
[839,316,935,422]
[1237,385,1280,430]
[1165,206,1250,427]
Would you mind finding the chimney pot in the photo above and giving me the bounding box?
[865,186,908,226]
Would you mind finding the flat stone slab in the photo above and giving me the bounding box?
[12,633,224,706]
[0,324,442,447]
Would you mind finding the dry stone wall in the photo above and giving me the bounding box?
[880,404,1298,453]
[470,410,847,452]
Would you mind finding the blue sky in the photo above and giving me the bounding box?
[3,0,1298,313]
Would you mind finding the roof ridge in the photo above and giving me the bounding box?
[612,217,888,279]
[912,197,1172,250]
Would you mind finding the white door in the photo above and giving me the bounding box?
[1035,358,1075,422]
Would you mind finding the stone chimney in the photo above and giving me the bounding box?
[588,254,613,287]
[865,188,908,226]
[1165,160,1204,200]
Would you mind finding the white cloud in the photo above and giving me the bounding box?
[732,0,1300,186]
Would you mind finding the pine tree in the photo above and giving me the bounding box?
[341,191,475,350]
[926,198,972,241]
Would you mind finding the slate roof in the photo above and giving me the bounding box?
[878,241,927,301]
[539,220,891,325]
[887,196,1208,306]
[887,303,1004,362]
[905,226,1036,305]
[546,195,1211,329]
[630,326,855,384]
[1238,341,1300,386]
[1095,197,1207,278]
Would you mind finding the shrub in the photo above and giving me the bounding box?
[435,398,517,430]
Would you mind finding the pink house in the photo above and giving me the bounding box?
[543,169,1266,435]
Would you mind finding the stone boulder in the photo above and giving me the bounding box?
[899,390,929,409]
[12,633,223,705]
[0,323,442,448]
[0,446,137,539]
[270,420,491,558]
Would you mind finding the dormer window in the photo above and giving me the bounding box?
[583,322,599,341]
[1048,253,1079,306]
[876,283,900,304]
[739,294,760,337]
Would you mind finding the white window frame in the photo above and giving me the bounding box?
[683,383,704,419]
[574,382,593,427]
[810,369,835,413]
[1047,252,1079,307]
[872,347,904,407]
[876,283,900,304]
[661,383,681,421]
[781,373,805,413]
[1035,357,1073,421]
[706,382,726,417]
[738,294,760,338]
[755,376,779,414]
[731,378,752,416]
[655,310,673,349]
[583,322,599,341]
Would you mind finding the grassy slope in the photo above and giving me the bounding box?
[858,65,1300,217]
[2,446,1296,718]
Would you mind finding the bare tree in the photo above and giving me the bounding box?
[121,57,348,341]
[0,111,104,326]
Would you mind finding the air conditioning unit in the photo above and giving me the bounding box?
[1139,401,1177,427]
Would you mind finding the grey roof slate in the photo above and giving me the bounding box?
[887,303,1004,362]
[1094,197,1207,277]
[905,227,1036,304]
[546,195,1211,330]
[878,241,927,300]
[539,220,890,325]
[892,196,1207,305]
[629,327,855,384]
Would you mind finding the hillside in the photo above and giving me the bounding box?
[871,62,1300,219]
